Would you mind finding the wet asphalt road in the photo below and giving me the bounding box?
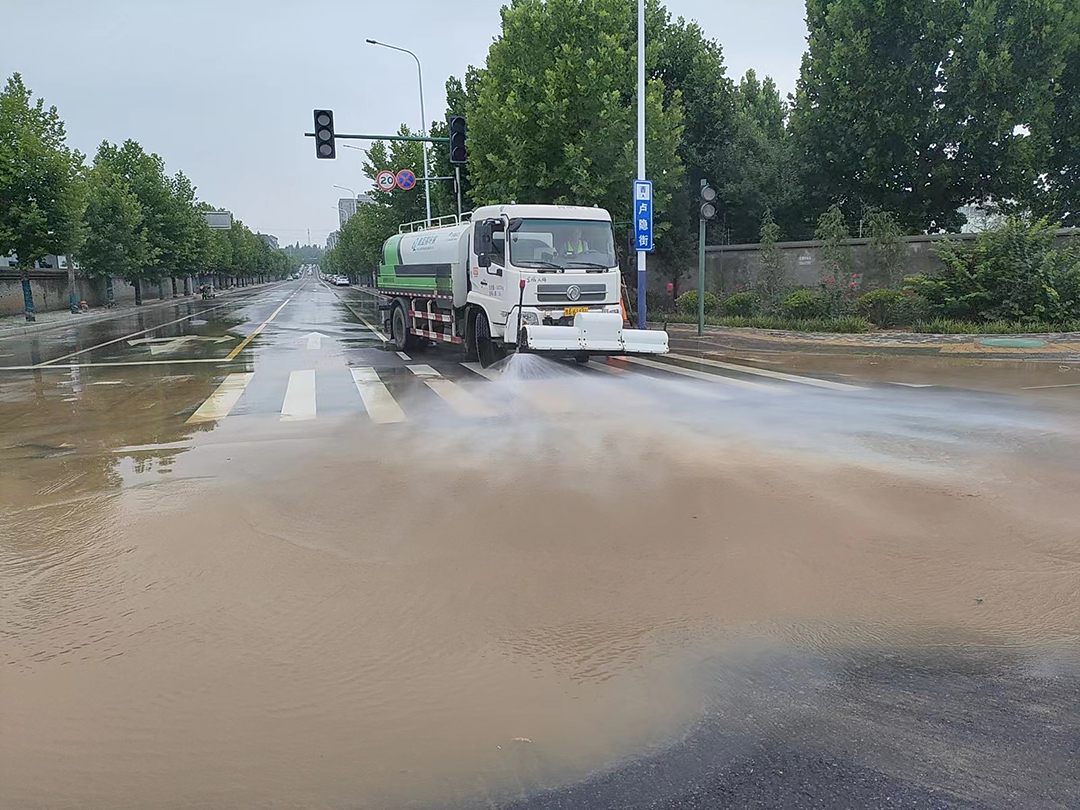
[2,276,1079,809]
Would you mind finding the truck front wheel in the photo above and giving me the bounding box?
[474,309,505,368]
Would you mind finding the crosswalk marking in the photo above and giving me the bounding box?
[665,352,866,392]
[409,364,497,417]
[186,372,254,424]
[281,369,317,421]
[461,362,500,381]
[620,356,785,393]
[351,367,406,423]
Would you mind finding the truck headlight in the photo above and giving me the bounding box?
[518,311,539,326]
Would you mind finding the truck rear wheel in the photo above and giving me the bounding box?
[474,309,505,368]
[391,303,416,352]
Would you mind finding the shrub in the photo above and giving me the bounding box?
[856,288,927,328]
[721,291,758,316]
[907,218,1080,323]
[780,288,831,319]
[676,290,720,315]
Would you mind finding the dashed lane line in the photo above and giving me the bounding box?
[665,352,866,392]
[350,367,406,423]
[186,373,255,424]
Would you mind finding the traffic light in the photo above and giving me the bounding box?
[313,109,336,159]
[700,182,717,221]
[448,115,467,165]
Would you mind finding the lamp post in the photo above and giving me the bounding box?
[366,38,432,227]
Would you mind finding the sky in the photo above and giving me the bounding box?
[3,0,808,247]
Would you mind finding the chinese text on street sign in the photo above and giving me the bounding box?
[633,180,654,252]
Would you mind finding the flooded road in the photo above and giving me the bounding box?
[2,278,1079,808]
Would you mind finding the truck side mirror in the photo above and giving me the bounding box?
[477,253,492,268]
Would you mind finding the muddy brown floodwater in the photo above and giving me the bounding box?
[2,376,1080,809]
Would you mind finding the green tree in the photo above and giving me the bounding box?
[465,0,685,237]
[79,165,154,303]
[815,204,852,279]
[1033,5,1080,225]
[721,71,804,242]
[791,0,963,232]
[93,140,177,301]
[943,0,1075,212]
[757,208,786,299]
[0,73,83,320]
[866,209,906,287]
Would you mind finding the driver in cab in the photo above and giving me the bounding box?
[562,227,589,256]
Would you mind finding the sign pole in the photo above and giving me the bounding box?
[636,0,646,330]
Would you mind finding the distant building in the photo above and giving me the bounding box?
[258,233,279,250]
[326,231,339,250]
[338,193,374,228]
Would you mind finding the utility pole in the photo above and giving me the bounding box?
[636,0,646,330]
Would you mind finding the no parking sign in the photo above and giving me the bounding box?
[395,169,416,191]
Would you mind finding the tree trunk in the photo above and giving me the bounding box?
[20,268,35,322]
[66,255,79,313]
[134,279,143,306]
[183,276,192,296]
[157,281,165,300]
[106,277,115,306]
[171,277,178,297]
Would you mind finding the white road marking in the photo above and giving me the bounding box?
[585,360,627,375]
[350,367,406,423]
[408,364,497,417]
[397,351,412,361]
[304,332,326,350]
[461,362,499,381]
[280,370,318,421]
[665,353,866,391]
[621,356,785,393]
[1021,382,1080,390]
[891,382,936,388]
[186,373,254,424]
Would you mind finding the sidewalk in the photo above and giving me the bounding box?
[0,283,281,341]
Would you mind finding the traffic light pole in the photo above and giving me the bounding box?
[698,214,706,337]
[454,166,463,221]
[304,132,449,144]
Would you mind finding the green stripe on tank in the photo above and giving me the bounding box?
[382,235,403,267]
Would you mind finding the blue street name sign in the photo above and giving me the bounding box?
[633,179,654,252]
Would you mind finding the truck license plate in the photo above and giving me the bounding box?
[564,306,589,317]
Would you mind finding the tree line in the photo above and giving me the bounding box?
[0,72,295,320]
[327,0,1078,290]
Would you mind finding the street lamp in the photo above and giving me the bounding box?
[333,184,356,199]
[366,37,432,227]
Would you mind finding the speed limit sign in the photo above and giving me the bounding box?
[376,170,396,192]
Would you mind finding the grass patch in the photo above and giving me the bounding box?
[655,312,871,333]
[907,319,1080,335]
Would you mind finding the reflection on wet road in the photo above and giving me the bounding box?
[2,278,1079,809]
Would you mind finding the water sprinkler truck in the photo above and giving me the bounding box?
[368,204,669,367]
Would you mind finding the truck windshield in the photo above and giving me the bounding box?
[508,219,616,270]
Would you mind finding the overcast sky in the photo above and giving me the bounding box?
[4,0,808,247]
